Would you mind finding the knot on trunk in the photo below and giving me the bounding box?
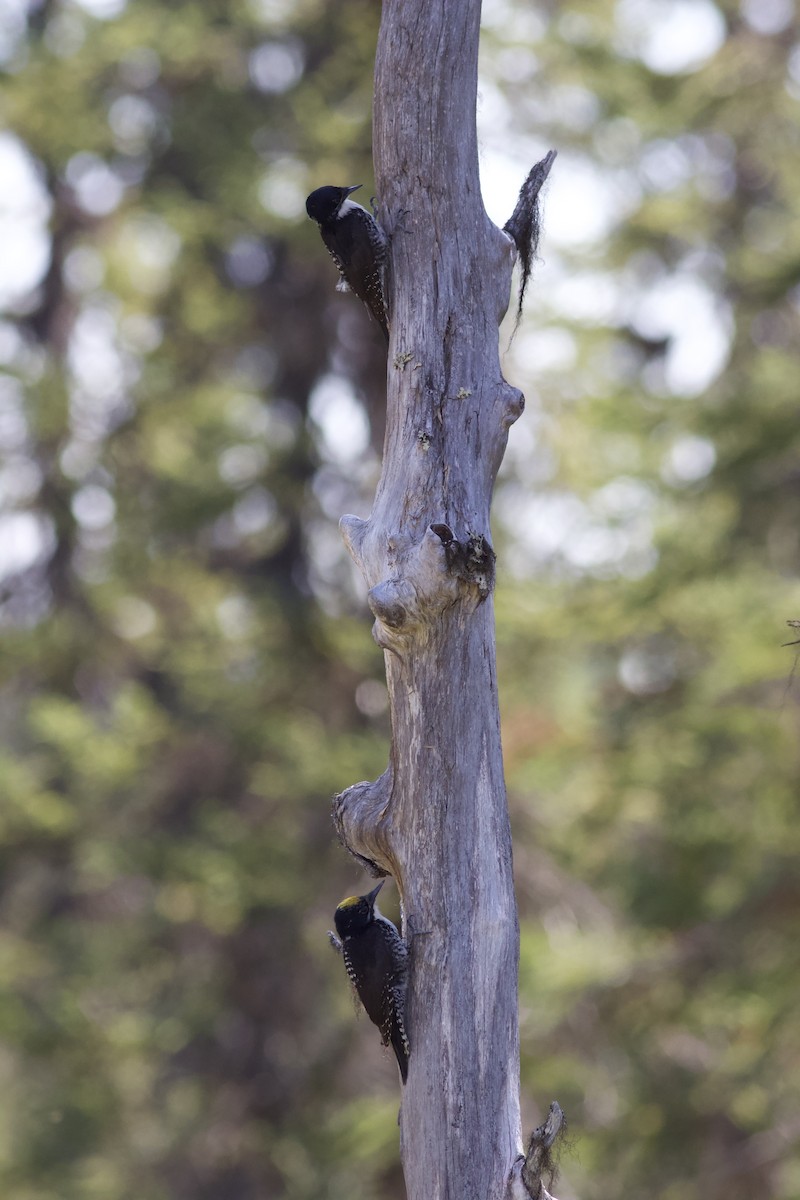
[501,384,525,430]
[429,524,496,597]
[332,767,399,879]
[364,523,495,651]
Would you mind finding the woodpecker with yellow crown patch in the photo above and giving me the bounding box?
[329,881,409,1083]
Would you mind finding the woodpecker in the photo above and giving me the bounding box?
[330,881,409,1082]
[306,184,389,340]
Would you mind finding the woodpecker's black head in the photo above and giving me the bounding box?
[334,880,384,937]
[306,184,362,225]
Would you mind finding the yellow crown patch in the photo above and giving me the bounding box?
[337,895,361,909]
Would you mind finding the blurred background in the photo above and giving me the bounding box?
[0,0,798,1196]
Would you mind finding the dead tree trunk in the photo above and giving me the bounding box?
[335,1,552,1197]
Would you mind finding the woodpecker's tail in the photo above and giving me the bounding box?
[391,1027,409,1083]
[364,294,389,342]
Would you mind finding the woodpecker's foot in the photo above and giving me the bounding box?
[328,931,343,953]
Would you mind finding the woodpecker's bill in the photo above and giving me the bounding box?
[331,881,409,1083]
[306,184,389,340]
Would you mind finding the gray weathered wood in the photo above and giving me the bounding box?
[335,1,548,1197]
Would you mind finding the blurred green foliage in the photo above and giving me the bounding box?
[0,0,798,1198]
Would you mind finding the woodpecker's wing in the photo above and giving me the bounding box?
[341,919,406,1018]
[341,916,409,1079]
[390,1018,409,1084]
[320,211,389,339]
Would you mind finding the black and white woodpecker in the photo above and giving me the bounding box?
[330,881,409,1083]
[305,184,389,340]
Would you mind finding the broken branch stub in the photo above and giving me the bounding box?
[507,1102,566,1200]
[332,768,398,880]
